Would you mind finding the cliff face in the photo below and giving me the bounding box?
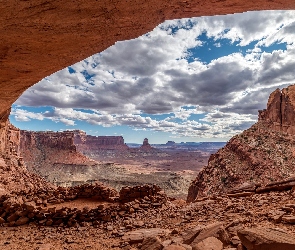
[0,0,294,196]
[259,86,295,134]
[73,130,128,151]
[20,131,77,151]
[187,84,295,202]
[19,131,94,175]
[19,130,129,182]
[0,121,54,196]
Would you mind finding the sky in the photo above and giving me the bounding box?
[10,10,295,144]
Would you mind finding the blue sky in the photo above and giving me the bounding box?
[10,10,295,143]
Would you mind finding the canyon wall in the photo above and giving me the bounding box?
[19,130,99,187]
[20,130,77,151]
[73,130,128,151]
[20,130,128,153]
[1,0,295,128]
[259,85,295,134]
[0,122,54,195]
[19,130,128,184]
[187,84,295,202]
[1,0,295,191]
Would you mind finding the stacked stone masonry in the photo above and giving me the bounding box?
[0,184,167,227]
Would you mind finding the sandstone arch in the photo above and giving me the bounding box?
[0,0,295,152]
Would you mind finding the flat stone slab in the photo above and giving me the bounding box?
[192,236,223,250]
[122,228,171,243]
[227,191,254,198]
[191,222,230,246]
[237,227,295,250]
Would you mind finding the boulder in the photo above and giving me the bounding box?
[191,222,230,246]
[141,236,163,250]
[15,216,29,226]
[237,227,295,250]
[192,237,223,250]
[182,226,203,245]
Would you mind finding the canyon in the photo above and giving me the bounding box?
[1,0,295,249]
[2,85,295,249]
[0,0,294,198]
[18,130,211,198]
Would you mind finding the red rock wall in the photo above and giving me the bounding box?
[0,121,55,196]
[19,130,128,176]
[259,84,295,134]
[20,130,128,152]
[1,0,295,193]
[20,131,77,151]
[0,0,294,161]
[73,130,128,151]
[0,109,19,158]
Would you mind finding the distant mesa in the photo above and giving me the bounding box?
[19,130,129,184]
[20,130,129,153]
[166,141,176,146]
[73,130,129,152]
[140,138,153,150]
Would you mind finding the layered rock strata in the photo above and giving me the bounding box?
[0,1,295,197]
[259,85,295,134]
[19,130,96,177]
[19,130,131,187]
[0,121,54,196]
[187,85,295,202]
[73,130,128,151]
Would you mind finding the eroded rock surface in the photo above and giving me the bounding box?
[1,0,295,121]
[19,130,131,185]
[187,85,295,202]
[19,130,98,182]
[0,121,54,196]
[237,227,295,250]
[259,85,295,134]
[140,138,154,151]
[3,186,295,249]
[73,130,128,151]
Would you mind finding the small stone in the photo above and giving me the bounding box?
[15,216,29,226]
[122,228,171,243]
[7,213,19,222]
[282,215,295,224]
[141,236,163,250]
[162,240,172,247]
[0,217,5,224]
